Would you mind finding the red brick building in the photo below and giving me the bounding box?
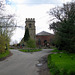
[36,31,54,47]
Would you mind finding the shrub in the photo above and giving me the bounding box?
[26,38,36,48]
[19,49,41,52]
[0,35,9,54]
[0,50,10,59]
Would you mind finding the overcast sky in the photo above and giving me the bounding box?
[4,0,72,44]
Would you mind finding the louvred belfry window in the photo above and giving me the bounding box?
[29,24,32,28]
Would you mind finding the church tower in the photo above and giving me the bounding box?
[25,18,36,40]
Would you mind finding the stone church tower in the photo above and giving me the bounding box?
[25,18,36,40]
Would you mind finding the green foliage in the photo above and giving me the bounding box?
[57,20,75,52]
[26,39,36,48]
[49,2,75,53]
[0,50,10,59]
[0,35,10,54]
[19,49,41,52]
[48,53,75,75]
[24,27,30,42]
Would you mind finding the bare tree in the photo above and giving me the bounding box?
[0,1,16,53]
[0,1,16,37]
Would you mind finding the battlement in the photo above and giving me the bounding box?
[26,18,35,21]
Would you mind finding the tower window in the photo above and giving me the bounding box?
[29,24,32,28]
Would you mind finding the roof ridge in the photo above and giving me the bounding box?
[36,31,52,35]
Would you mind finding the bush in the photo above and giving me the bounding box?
[0,50,10,59]
[19,49,41,52]
[26,39,36,48]
[0,35,9,54]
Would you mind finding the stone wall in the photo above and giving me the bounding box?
[25,18,36,40]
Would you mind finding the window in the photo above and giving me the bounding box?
[29,24,32,28]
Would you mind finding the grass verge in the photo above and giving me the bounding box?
[0,50,10,59]
[19,49,42,52]
[48,53,75,75]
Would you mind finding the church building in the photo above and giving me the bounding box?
[36,31,54,47]
[20,18,54,47]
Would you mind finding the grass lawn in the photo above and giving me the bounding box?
[48,53,75,75]
[19,49,42,52]
[0,50,10,59]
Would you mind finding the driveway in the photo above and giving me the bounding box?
[0,49,53,75]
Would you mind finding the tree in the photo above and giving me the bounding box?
[0,35,6,53]
[0,1,16,53]
[24,27,30,42]
[49,1,75,53]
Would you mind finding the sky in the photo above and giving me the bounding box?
[4,0,72,44]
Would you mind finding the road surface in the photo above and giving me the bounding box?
[0,49,53,75]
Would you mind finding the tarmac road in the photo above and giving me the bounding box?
[0,49,53,75]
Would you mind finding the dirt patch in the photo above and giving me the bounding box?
[0,51,13,61]
[37,55,51,75]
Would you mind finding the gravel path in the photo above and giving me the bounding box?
[0,49,53,75]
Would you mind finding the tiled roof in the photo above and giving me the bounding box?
[36,31,52,36]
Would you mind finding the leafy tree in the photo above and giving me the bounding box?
[49,1,75,53]
[27,38,36,48]
[24,27,30,42]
